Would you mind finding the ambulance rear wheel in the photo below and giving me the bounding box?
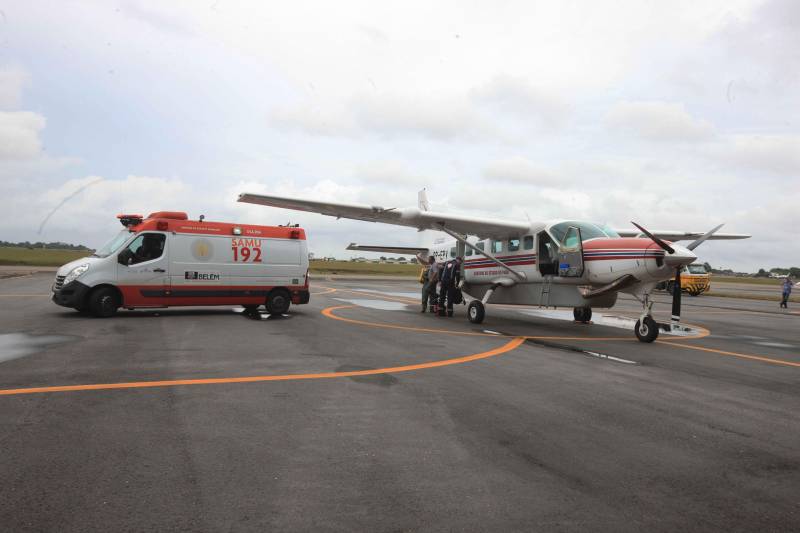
[634,316,659,343]
[467,301,485,324]
[266,289,291,315]
[89,287,119,318]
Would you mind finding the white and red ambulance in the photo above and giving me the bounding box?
[52,211,310,317]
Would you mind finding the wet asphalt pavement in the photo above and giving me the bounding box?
[1,273,799,532]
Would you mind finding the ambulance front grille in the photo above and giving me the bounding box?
[54,275,65,290]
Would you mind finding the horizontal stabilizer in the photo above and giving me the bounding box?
[346,243,429,255]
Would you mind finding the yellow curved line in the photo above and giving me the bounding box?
[0,336,525,396]
[322,305,635,341]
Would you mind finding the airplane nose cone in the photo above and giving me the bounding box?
[664,244,697,267]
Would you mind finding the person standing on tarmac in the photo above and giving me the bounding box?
[423,256,442,313]
[420,256,437,312]
[780,277,793,309]
[438,256,463,317]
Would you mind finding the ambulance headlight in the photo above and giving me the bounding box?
[63,264,89,285]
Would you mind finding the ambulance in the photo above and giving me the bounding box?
[51,211,310,317]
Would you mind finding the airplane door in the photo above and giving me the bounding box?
[116,232,170,306]
[557,226,584,277]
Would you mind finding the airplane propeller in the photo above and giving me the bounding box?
[631,222,723,329]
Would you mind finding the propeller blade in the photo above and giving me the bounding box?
[630,221,675,254]
[671,267,682,326]
[686,223,724,251]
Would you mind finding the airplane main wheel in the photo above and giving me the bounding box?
[635,316,659,343]
[573,307,592,323]
[467,301,485,324]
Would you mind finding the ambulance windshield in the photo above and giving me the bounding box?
[92,230,132,258]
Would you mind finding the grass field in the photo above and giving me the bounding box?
[0,247,90,267]
[309,260,419,276]
[713,275,789,285]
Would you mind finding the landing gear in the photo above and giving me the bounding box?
[573,307,592,323]
[635,316,659,343]
[467,300,485,324]
[634,293,659,343]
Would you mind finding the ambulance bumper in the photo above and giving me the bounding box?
[291,289,310,305]
[52,281,91,308]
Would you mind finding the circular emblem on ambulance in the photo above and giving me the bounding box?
[191,239,214,261]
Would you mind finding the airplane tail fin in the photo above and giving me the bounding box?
[418,188,430,212]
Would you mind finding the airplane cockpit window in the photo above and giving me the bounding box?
[508,238,520,251]
[547,221,615,243]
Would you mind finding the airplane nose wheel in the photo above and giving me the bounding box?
[467,300,485,324]
[635,316,659,343]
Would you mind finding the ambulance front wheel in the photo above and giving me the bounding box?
[266,289,291,316]
[467,301,485,324]
[88,287,119,318]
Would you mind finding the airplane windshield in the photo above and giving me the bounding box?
[548,221,619,244]
[91,230,132,258]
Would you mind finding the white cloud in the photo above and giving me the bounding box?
[0,66,29,109]
[715,135,800,176]
[482,156,557,186]
[354,160,428,186]
[606,101,714,142]
[0,111,45,159]
[472,75,569,130]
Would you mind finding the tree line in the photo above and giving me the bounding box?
[0,241,92,251]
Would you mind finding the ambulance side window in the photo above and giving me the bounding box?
[119,233,166,265]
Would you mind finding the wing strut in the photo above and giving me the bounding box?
[436,225,527,282]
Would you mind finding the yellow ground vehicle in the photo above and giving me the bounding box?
[656,263,710,296]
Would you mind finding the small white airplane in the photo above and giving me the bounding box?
[238,189,749,342]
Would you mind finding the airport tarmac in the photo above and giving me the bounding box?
[1,273,799,532]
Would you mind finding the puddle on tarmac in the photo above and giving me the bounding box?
[352,289,420,299]
[0,333,76,363]
[333,297,409,311]
[516,309,701,337]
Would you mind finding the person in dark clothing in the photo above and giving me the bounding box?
[780,277,793,309]
[438,256,462,317]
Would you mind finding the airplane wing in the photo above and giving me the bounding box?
[346,243,428,255]
[615,229,751,241]
[238,192,530,239]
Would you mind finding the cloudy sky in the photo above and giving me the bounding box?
[1,0,798,271]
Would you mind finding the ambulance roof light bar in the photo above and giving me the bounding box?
[117,214,143,227]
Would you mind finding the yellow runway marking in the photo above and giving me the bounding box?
[0,336,525,396]
[657,340,800,368]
